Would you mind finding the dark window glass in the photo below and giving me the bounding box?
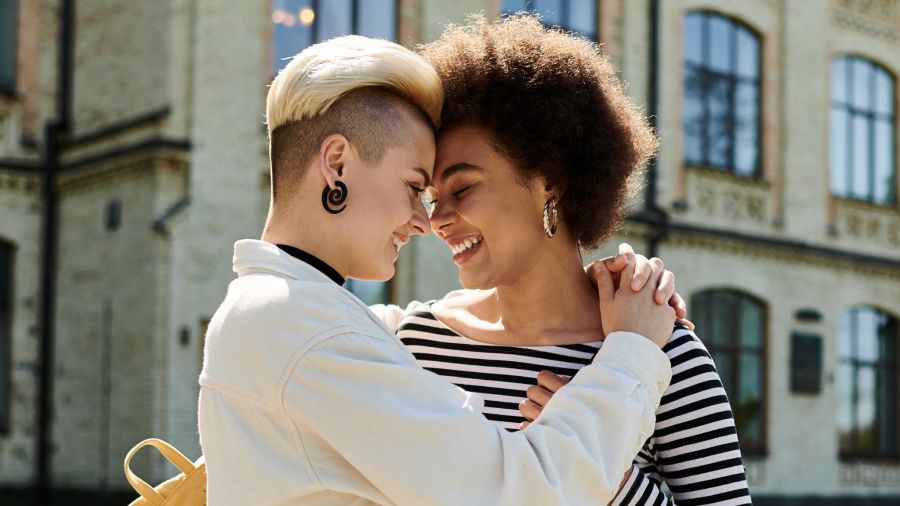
[682,12,760,176]
[691,289,766,454]
[830,56,896,205]
[0,0,17,93]
[837,307,898,459]
[0,244,12,434]
[272,0,397,75]
[502,0,597,41]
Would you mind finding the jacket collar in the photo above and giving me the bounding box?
[233,239,340,285]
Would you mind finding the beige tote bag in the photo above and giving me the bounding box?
[124,438,206,506]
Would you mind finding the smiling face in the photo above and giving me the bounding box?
[428,125,552,289]
[342,115,436,281]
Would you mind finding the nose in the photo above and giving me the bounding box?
[428,196,454,237]
[409,197,429,236]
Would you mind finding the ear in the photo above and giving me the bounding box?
[541,178,567,202]
[317,134,350,189]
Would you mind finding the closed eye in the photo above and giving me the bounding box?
[453,185,472,198]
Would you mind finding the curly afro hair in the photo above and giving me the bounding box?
[419,14,658,248]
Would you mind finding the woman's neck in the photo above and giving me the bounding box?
[466,242,605,345]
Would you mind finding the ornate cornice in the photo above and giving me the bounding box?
[834,0,900,43]
[663,222,900,278]
[57,147,189,194]
[0,170,41,194]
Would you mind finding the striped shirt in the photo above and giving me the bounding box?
[396,301,751,505]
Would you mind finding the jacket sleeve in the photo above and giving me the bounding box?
[282,328,671,506]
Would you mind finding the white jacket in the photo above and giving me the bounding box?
[198,239,672,505]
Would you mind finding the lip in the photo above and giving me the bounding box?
[391,234,409,254]
[444,234,482,249]
[444,234,483,265]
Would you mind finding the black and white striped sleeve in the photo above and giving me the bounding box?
[611,324,752,505]
[655,325,751,505]
[611,463,674,506]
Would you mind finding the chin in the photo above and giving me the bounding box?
[458,270,490,290]
[368,262,395,282]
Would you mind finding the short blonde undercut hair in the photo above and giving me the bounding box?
[266,36,443,199]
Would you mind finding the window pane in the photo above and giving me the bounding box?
[734,82,759,175]
[357,0,396,39]
[874,119,894,204]
[877,364,897,453]
[831,57,847,103]
[851,115,870,199]
[708,16,732,74]
[534,0,562,26]
[838,309,853,359]
[0,0,16,92]
[707,77,732,168]
[567,0,596,38]
[684,13,704,65]
[737,353,764,449]
[856,308,880,362]
[272,0,314,74]
[713,351,734,401]
[852,59,871,110]
[737,295,762,347]
[716,292,739,346]
[836,362,854,450]
[319,0,353,40]
[830,107,849,196]
[856,366,877,451]
[735,28,758,79]
[873,69,894,116]
[683,66,705,164]
[879,314,897,363]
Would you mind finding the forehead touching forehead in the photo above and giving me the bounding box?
[264,34,443,200]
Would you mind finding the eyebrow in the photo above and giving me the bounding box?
[439,162,484,182]
[413,167,431,187]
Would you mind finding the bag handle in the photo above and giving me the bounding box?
[124,438,198,504]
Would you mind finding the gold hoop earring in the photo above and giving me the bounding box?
[543,196,558,238]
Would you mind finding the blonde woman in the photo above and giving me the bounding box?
[198,35,679,505]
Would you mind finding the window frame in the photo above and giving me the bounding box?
[690,288,768,457]
[837,306,900,462]
[501,0,598,41]
[829,55,897,206]
[682,11,762,177]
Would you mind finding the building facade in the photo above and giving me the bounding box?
[0,0,898,503]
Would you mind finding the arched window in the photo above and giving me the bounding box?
[502,0,597,41]
[837,307,898,459]
[691,289,766,454]
[271,0,397,75]
[0,242,13,434]
[830,57,896,205]
[683,12,761,176]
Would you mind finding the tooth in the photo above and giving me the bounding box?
[464,239,472,249]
